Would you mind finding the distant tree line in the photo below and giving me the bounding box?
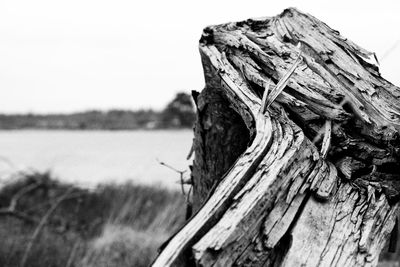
[0,92,196,130]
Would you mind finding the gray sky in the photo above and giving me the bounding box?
[0,0,399,113]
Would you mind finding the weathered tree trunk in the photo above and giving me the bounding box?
[154,8,400,267]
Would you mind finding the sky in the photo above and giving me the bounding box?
[0,0,399,113]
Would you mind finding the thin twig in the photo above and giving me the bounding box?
[157,159,186,174]
[187,143,195,160]
[157,158,187,196]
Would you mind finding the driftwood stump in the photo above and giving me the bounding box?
[154,8,400,267]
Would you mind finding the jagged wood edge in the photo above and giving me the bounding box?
[153,8,400,267]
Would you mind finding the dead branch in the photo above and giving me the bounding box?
[157,158,189,196]
[0,181,43,224]
[0,209,39,224]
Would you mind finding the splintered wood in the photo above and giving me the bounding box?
[153,8,400,267]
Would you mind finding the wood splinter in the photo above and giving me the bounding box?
[261,44,303,113]
[320,120,332,158]
[259,81,270,114]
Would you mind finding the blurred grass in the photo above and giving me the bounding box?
[1,171,399,266]
[0,171,185,267]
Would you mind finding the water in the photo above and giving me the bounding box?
[0,130,193,189]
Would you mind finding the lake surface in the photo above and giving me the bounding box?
[0,130,193,189]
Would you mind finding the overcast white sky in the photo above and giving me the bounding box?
[0,0,399,113]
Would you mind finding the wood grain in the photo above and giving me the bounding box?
[153,8,400,267]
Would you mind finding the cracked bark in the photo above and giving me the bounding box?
[153,8,400,267]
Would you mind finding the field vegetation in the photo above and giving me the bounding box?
[1,170,399,266]
[0,171,185,267]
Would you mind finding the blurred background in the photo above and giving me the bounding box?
[0,0,399,266]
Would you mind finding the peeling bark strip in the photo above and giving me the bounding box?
[153,8,400,267]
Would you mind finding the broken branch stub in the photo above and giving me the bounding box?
[153,8,400,267]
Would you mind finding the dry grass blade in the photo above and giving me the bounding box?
[20,188,75,267]
[65,240,81,267]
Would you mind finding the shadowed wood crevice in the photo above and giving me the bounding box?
[191,86,251,212]
[153,7,400,267]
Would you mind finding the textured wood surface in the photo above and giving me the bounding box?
[153,8,400,267]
